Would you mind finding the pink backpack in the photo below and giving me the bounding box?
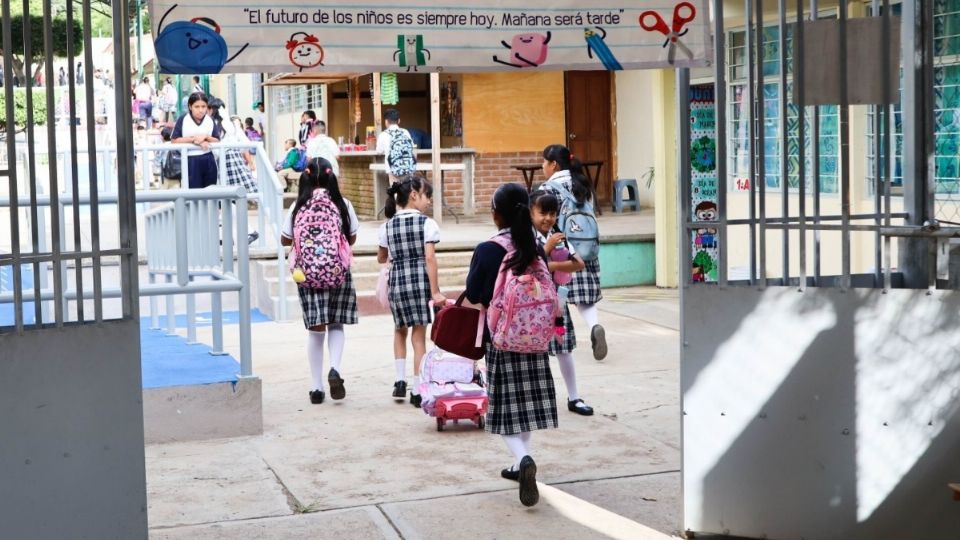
[486,234,558,353]
[289,189,352,289]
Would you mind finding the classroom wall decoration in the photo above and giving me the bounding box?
[690,83,718,283]
[149,0,712,74]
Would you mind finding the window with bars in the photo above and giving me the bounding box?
[727,24,841,194]
[291,85,323,113]
[867,0,960,214]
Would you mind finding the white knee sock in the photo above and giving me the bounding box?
[328,324,345,373]
[556,352,580,401]
[502,434,529,467]
[411,373,421,395]
[394,358,406,382]
[578,304,600,328]
[308,330,326,391]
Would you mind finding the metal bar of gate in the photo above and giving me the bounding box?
[811,0,821,285]
[714,0,729,287]
[679,69,692,287]
[83,0,104,322]
[923,0,937,291]
[2,0,23,332]
[797,0,807,289]
[65,0,84,322]
[873,0,883,287]
[43,0,64,326]
[883,0,893,290]
[20,0,43,326]
[756,0,768,287]
[779,0,790,283]
[839,0,852,289]
[746,0,758,285]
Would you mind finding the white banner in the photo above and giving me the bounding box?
[148,0,712,74]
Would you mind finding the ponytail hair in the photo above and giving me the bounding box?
[385,174,433,219]
[492,183,537,275]
[292,157,351,236]
[542,143,593,206]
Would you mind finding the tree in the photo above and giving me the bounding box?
[0,14,84,83]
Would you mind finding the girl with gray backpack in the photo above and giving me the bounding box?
[539,144,608,361]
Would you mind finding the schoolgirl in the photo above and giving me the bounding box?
[208,98,258,194]
[465,183,558,508]
[529,191,594,416]
[281,157,359,404]
[170,92,221,189]
[377,175,445,408]
[539,144,608,361]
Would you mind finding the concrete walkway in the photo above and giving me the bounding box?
[146,286,681,539]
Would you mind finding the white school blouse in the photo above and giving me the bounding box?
[172,114,220,157]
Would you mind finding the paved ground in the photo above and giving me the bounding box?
[146,286,682,539]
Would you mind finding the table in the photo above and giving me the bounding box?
[370,162,466,223]
[513,160,605,214]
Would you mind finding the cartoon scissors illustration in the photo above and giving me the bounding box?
[639,1,697,65]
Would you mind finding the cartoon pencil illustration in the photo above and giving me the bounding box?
[585,27,623,71]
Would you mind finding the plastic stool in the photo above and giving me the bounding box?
[612,178,640,213]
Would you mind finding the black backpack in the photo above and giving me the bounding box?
[162,151,182,180]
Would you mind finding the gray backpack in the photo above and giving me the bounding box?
[546,179,601,262]
[387,128,416,176]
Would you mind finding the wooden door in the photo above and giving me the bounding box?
[564,71,613,203]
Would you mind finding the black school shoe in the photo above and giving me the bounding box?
[591,324,608,361]
[568,399,595,416]
[392,380,407,399]
[518,455,539,507]
[410,393,422,408]
[309,390,325,404]
[328,369,345,400]
[501,466,520,482]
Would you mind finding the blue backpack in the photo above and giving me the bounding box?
[293,148,308,172]
[546,179,601,262]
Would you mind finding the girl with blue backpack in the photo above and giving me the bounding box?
[377,175,446,408]
[539,144,608,361]
[281,157,359,405]
[465,183,559,508]
[529,191,594,417]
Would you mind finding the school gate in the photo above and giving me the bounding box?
[679,0,960,537]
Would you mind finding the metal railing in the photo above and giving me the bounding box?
[0,187,254,376]
[144,187,252,376]
[7,140,290,320]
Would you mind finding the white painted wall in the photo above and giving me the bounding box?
[615,70,657,208]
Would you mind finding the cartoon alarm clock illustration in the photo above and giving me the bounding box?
[154,4,249,74]
[286,32,325,72]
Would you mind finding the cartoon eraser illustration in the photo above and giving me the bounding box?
[154,3,249,74]
[493,31,551,68]
[287,32,324,72]
[584,27,623,71]
[394,35,431,72]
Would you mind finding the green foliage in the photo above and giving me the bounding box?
[0,88,51,130]
[692,250,715,275]
[0,14,85,60]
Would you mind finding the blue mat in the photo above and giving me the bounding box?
[140,309,271,329]
[0,266,36,326]
[140,327,241,389]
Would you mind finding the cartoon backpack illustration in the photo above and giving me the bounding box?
[289,189,352,290]
[493,32,551,68]
[395,35,431,72]
[584,27,623,71]
[154,4,249,74]
[287,32,324,72]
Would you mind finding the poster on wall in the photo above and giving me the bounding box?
[690,83,718,283]
[148,0,712,74]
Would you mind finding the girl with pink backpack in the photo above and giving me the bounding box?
[377,175,446,408]
[464,183,559,508]
[281,157,359,405]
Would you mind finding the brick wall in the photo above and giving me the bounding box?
[339,150,544,218]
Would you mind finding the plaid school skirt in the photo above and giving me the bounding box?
[297,271,359,329]
[485,347,558,436]
[548,303,576,355]
[223,149,259,194]
[568,258,602,305]
[388,259,432,329]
